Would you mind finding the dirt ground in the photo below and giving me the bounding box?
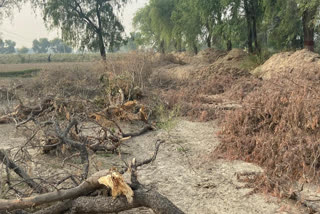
[0,49,313,213]
[0,116,306,213]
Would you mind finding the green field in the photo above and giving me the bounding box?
[0,69,41,78]
[0,53,101,64]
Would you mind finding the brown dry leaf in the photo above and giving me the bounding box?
[139,106,148,122]
[122,100,137,111]
[91,113,114,127]
[65,110,70,121]
[98,171,134,203]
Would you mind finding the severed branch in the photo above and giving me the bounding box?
[54,119,89,180]
[0,149,47,194]
[0,97,54,124]
[0,139,184,214]
[122,124,155,138]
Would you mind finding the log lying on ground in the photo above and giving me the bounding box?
[0,170,184,214]
[0,140,184,213]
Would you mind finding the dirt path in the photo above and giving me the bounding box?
[120,119,305,214]
[0,115,305,213]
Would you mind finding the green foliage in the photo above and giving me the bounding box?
[0,0,25,21]
[155,104,180,132]
[0,69,40,78]
[133,0,177,53]
[50,38,72,53]
[0,53,100,64]
[32,38,50,53]
[17,47,29,54]
[0,39,16,54]
[34,0,128,57]
[134,0,320,54]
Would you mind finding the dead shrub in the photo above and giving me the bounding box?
[21,62,104,100]
[160,49,256,121]
[102,51,153,104]
[216,70,320,196]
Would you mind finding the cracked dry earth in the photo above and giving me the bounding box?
[119,119,306,214]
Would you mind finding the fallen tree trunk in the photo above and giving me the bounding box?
[69,187,184,214]
[0,170,110,211]
[0,170,184,214]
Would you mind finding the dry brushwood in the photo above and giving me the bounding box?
[0,140,184,214]
[215,69,320,212]
[0,149,47,194]
[0,97,54,124]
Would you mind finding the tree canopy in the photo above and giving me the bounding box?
[32,0,128,59]
[133,0,320,54]
[32,38,50,53]
[0,39,16,54]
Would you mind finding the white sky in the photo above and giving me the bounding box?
[0,0,148,48]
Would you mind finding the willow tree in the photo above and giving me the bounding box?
[33,0,127,60]
[0,0,25,21]
[172,0,202,54]
[133,0,177,53]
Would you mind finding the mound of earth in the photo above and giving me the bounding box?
[194,48,250,79]
[253,49,320,79]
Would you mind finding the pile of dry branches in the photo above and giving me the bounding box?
[216,69,320,206]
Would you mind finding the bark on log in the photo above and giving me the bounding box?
[0,170,184,214]
[70,187,184,214]
[0,170,110,211]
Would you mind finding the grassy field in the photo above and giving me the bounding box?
[0,53,101,64]
[0,69,41,78]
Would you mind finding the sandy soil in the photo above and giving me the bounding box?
[117,119,305,214]
[0,118,306,213]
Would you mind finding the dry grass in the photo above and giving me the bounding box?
[216,51,320,197]
[159,49,258,121]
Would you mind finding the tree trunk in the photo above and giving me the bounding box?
[302,8,316,52]
[207,34,212,48]
[98,31,107,60]
[227,39,232,51]
[193,42,198,55]
[96,3,106,60]
[160,40,165,54]
[244,0,253,53]
[206,22,212,48]
[251,1,260,54]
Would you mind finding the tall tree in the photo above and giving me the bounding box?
[172,0,202,54]
[32,38,50,53]
[17,46,29,54]
[50,38,72,53]
[134,0,177,53]
[0,39,16,54]
[33,0,128,60]
[0,0,25,21]
[299,0,319,51]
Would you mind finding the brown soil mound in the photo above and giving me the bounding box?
[190,48,251,95]
[253,49,320,79]
[216,49,320,198]
[160,49,259,121]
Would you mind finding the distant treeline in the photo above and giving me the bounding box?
[0,38,73,54]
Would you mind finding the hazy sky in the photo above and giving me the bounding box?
[0,0,148,48]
